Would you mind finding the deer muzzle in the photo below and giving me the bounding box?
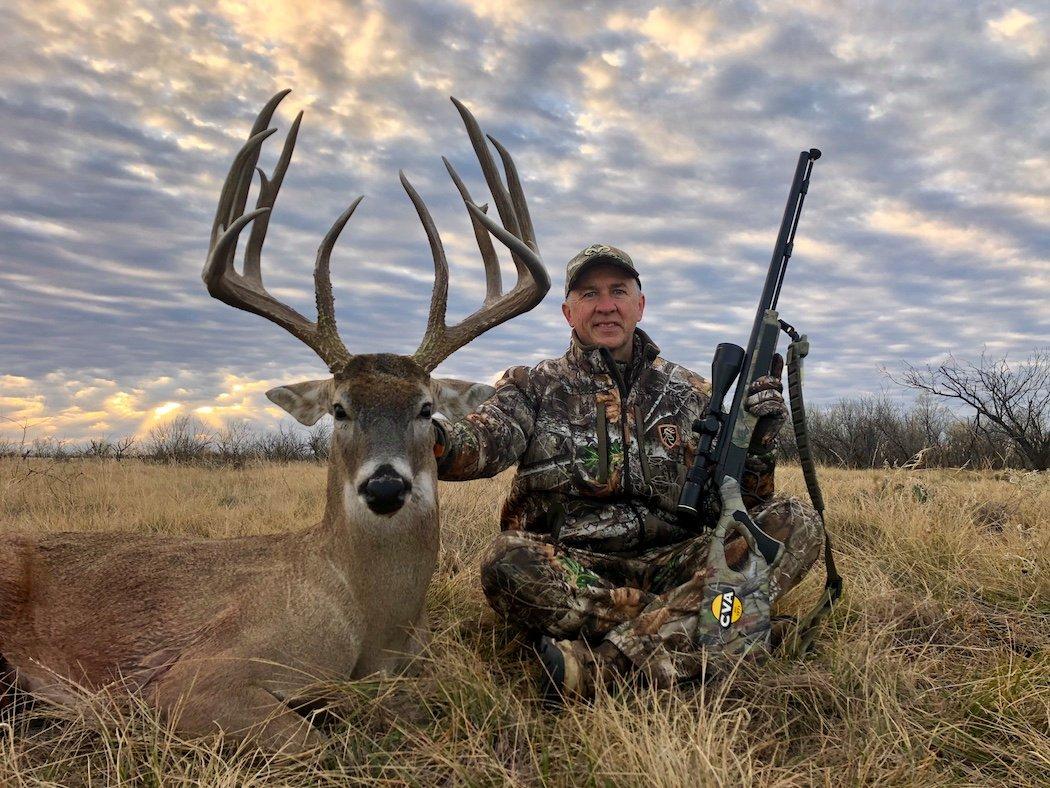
[358,463,413,515]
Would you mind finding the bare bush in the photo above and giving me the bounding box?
[84,439,115,459]
[214,422,259,466]
[13,420,326,467]
[0,417,32,458]
[896,349,1050,471]
[778,390,1040,470]
[785,395,906,468]
[112,436,136,460]
[30,437,74,460]
[307,422,331,463]
[144,416,213,463]
[256,424,310,463]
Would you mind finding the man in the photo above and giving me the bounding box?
[435,243,824,698]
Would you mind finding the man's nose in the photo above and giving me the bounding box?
[595,293,617,311]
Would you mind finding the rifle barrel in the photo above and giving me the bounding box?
[714,149,821,482]
[676,148,821,523]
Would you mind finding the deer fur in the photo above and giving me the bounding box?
[431,378,496,421]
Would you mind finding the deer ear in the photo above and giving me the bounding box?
[266,379,333,426]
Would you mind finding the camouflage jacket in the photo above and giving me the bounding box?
[438,329,777,555]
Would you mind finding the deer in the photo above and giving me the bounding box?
[428,378,496,422]
[0,90,549,750]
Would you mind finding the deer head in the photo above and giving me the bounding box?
[203,91,549,519]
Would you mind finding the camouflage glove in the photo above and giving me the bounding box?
[745,353,787,454]
[694,476,781,666]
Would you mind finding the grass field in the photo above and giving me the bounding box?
[0,458,1047,786]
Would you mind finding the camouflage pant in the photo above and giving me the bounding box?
[479,496,824,687]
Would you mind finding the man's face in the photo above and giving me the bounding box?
[562,264,645,359]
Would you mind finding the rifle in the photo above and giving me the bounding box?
[677,148,821,561]
[678,148,841,658]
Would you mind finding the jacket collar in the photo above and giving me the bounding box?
[567,328,660,380]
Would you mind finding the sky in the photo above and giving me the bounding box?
[1,0,1047,443]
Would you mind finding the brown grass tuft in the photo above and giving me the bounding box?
[1,459,1047,785]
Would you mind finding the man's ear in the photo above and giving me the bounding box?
[561,301,574,327]
[266,379,333,426]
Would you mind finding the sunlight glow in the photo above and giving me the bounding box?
[153,402,182,417]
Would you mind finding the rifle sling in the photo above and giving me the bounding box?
[780,326,843,656]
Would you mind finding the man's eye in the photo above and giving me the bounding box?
[333,403,348,420]
[582,291,597,299]
[613,289,627,296]
[419,402,433,419]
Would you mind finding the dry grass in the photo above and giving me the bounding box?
[0,458,1047,786]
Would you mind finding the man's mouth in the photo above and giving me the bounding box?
[593,322,621,330]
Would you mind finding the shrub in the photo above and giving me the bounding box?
[144,416,213,463]
[256,424,310,462]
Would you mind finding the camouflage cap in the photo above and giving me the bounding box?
[564,243,639,297]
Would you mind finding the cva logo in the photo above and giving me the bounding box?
[711,589,743,629]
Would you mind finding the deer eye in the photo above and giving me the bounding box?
[333,403,348,420]
[419,402,433,419]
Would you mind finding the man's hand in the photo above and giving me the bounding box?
[745,353,787,452]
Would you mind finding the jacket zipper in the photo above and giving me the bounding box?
[599,348,646,540]
[599,348,632,497]
[632,351,657,502]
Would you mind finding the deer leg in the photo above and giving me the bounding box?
[180,684,325,752]
[407,612,432,657]
[234,687,327,751]
[395,612,432,677]
[151,663,325,752]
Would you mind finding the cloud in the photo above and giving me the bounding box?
[987,8,1044,56]
[865,200,1042,271]
[0,367,296,443]
[0,0,1047,440]
[612,6,771,63]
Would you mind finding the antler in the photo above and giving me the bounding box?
[203,90,356,372]
[204,92,549,376]
[405,97,550,373]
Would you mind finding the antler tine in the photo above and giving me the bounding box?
[314,196,364,357]
[209,128,277,277]
[443,157,502,305]
[449,97,521,240]
[243,110,303,285]
[206,207,272,284]
[449,98,537,281]
[466,203,549,297]
[410,100,550,373]
[203,92,355,373]
[412,201,548,372]
[486,134,538,255]
[212,90,290,254]
[400,170,450,344]
[204,205,317,339]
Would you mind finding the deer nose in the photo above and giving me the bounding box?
[358,464,412,515]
